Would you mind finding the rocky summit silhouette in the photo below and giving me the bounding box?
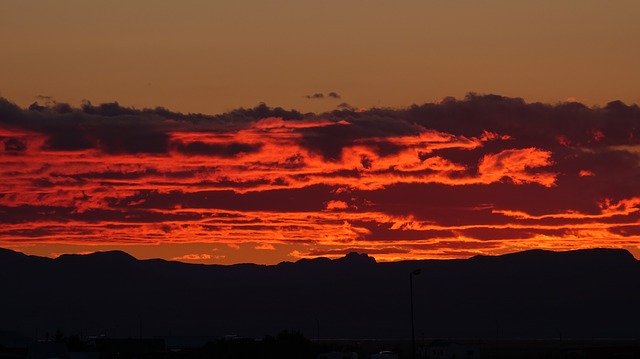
[1,247,639,339]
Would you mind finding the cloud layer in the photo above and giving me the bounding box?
[1,94,639,261]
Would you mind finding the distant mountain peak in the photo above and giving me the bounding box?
[335,252,376,265]
[57,250,137,262]
[471,247,637,264]
[0,247,27,259]
[292,256,331,265]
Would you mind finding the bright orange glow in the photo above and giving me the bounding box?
[2,96,640,263]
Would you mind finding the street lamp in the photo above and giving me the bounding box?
[410,268,421,359]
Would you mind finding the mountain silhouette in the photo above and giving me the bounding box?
[1,248,638,340]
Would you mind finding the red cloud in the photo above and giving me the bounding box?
[1,94,640,262]
[325,200,349,211]
[477,148,556,187]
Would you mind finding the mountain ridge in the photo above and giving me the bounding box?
[1,246,638,340]
[0,246,636,267]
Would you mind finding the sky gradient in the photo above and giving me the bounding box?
[1,1,640,113]
[1,95,639,263]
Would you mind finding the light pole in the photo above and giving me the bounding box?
[410,268,421,359]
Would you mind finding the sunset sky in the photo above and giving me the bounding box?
[2,1,640,113]
[1,1,639,263]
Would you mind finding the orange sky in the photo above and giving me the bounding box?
[1,95,639,263]
[1,1,639,114]
[1,2,639,263]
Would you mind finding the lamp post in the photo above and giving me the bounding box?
[410,268,421,359]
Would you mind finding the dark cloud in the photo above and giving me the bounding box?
[296,115,421,160]
[459,227,570,241]
[403,94,640,148]
[172,141,263,157]
[3,93,639,157]
[106,184,336,212]
[609,225,640,237]
[305,92,341,100]
[305,93,324,99]
[52,168,163,181]
[350,220,455,241]
[336,102,355,110]
[357,182,600,221]
[2,93,640,257]
[3,138,27,153]
[0,205,204,224]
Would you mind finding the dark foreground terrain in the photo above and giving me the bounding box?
[1,247,639,342]
[2,331,640,359]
